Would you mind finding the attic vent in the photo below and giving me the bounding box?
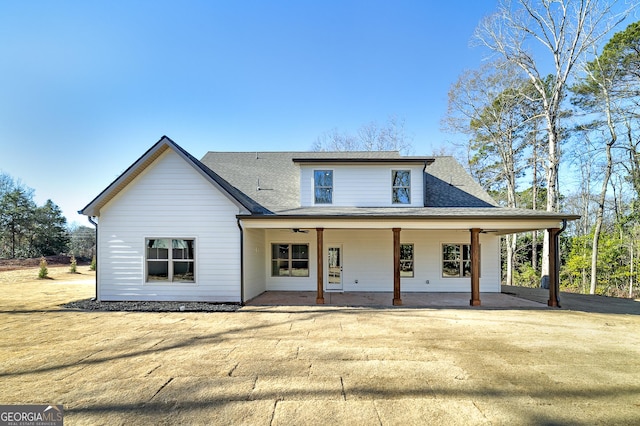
[449,178,464,187]
[257,179,273,191]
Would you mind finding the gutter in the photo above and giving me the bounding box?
[87,216,98,301]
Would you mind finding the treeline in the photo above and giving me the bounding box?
[0,172,95,259]
[444,1,639,298]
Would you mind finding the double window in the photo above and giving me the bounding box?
[392,170,411,204]
[442,244,478,278]
[271,243,310,277]
[400,243,414,277]
[146,238,195,282]
[314,170,333,204]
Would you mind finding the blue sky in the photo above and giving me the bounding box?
[0,1,626,225]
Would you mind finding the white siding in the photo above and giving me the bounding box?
[243,228,266,301]
[397,230,500,293]
[325,229,392,291]
[260,228,501,293]
[97,150,242,302]
[264,229,317,291]
[300,165,425,207]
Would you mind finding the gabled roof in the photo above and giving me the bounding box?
[81,139,579,229]
[79,136,270,217]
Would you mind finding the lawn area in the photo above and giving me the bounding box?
[0,265,95,285]
[0,267,639,425]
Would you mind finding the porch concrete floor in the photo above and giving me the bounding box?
[245,289,548,309]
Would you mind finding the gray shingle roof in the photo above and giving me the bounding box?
[200,151,499,212]
[425,157,498,207]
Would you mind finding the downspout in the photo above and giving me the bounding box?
[237,218,245,306]
[88,216,98,301]
[552,219,568,308]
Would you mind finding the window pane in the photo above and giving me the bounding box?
[272,244,289,260]
[147,239,169,259]
[462,244,471,261]
[291,261,309,277]
[462,261,472,277]
[315,187,332,204]
[442,244,460,261]
[172,239,194,259]
[400,261,413,277]
[272,260,290,276]
[173,261,195,282]
[292,244,308,260]
[314,170,333,186]
[392,187,410,204]
[443,261,460,277]
[392,170,410,186]
[148,261,169,281]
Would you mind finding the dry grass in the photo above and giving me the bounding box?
[0,265,95,285]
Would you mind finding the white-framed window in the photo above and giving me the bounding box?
[314,170,333,204]
[400,243,414,277]
[146,238,195,283]
[271,243,310,277]
[392,170,411,204]
[442,243,479,278]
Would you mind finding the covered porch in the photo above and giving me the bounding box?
[239,209,574,308]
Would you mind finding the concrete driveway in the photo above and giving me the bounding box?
[1,279,639,425]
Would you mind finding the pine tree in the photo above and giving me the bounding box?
[38,257,48,279]
[70,255,77,273]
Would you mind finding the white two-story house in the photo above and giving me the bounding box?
[80,136,577,306]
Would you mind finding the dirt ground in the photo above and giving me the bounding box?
[1,269,639,425]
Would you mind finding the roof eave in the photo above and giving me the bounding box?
[236,213,580,221]
[292,158,435,165]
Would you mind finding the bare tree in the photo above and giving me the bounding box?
[312,116,414,154]
[443,60,541,285]
[474,0,634,283]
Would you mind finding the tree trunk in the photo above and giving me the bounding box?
[541,113,559,287]
[630,240,635,299]
[505,234,518,286]
[532,127,539,273]
[589,88,616,295]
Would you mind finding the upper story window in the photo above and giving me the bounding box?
[314,170,333,204]
[392,170,411,204]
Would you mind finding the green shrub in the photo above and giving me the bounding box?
[90,256,96,271]
[38,257,48,279]
[512,264,540,288]
[70,255,77,273]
